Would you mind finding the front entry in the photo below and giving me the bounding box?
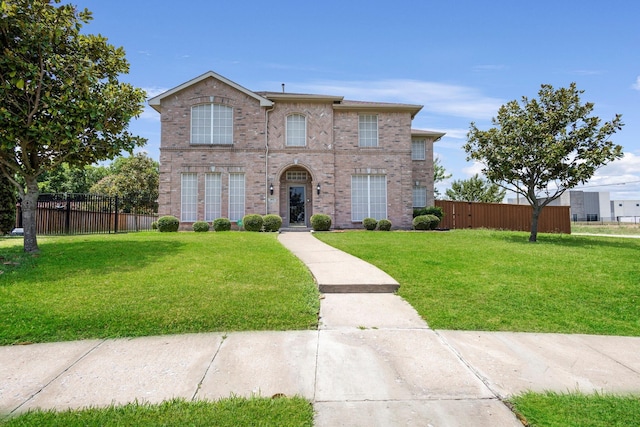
[289,186,306,226]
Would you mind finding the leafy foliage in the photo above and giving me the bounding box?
[377,219,392,231]
[464,83,623,241]
[192,221,210,232]
[0,0,147,251]
[445,174,506,202]
[310,214,331,231]
[213,218,231,232]
[433,157,452,198]
[363,217,378,230]
[0,173,17,234]
[413,206,444,219]
[262,214,283,232]
[37,163,109,194]
[157,216,179,232]
[242,214,263,232]
[413,214,440,230]
[90,153,159,212]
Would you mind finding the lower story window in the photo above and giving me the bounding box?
[229,173,245,221]
[181,173,198,221]
[413,186,427,208]
[205,173,221,221]
[351,175,387,221]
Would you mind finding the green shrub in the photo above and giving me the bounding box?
[157,215,180,232]
[413,206,445,219]
[213,218,231,232]
[413,214,440,231]
[151,221,158,230]
[192,221,210,232]
[363,217,378,231]
[242,214,264,232]
[263,214,283,232]
[310,214,332,231]
[378,219,392,231]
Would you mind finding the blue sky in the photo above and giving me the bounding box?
[77,0,640,200]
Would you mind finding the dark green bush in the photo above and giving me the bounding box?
[213,218,231,232]
[263,214,283,232]
[310,214,331,231]
[378,219,392,231]
[413,214,440,231]
[192,221,210,232]
[242,214,263,232]
[151,221,158,230]
[413,206,444,219]
[157,215,180,232]
[363,217,377,231]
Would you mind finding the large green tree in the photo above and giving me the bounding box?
[0,173,16,234]
[464,83,623,242]
[0,0,147,252]
[445,174,506,203]
[90,153,159,213]
[38,162,109,194]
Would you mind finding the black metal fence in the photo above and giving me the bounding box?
[15,193,158,235]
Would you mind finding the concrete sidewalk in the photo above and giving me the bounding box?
[2,231,640,426]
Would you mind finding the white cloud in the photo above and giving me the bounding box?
[290,79,504,120]
[633,76,640,91]
[575,153,640,199]
[462,161,485,177]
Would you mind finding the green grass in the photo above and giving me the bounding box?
[0,232,319,345]
[0,397,314,426]
[572,222,640,236]
[314,229,640,336]
[510,391,640,427]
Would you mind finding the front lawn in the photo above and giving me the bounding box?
[0,232,319,345]
[0,397,313,427]
[314,229,640,336]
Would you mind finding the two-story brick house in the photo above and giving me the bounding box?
[149,71,444,229]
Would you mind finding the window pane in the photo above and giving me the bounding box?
[286,114,306,146]
[351,175,387,221]
[359,115,378,147]
[204,173,221,221]
[229,173,245,221]
[181,173,198,221]
[413,186,427,208]
[411,140,425,160]
[191,104,233,145]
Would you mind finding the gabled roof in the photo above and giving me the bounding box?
[411,129,446,141]
[256,92,344,103]
[334,100,423,119]
[148,71,273,112]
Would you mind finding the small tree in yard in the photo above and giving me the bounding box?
[445,174,506,203]
[0,0,147,252]
[464,83,623,242]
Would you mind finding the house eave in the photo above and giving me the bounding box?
[257,92,344,103]
[411,129,446,142]
[148,70,274,112]
[334,101,423,119]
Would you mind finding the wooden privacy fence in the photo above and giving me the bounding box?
[434,200,571,234]
[16,193,158,235]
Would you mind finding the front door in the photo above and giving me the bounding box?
[289,186,306,226]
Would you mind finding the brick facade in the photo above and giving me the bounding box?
[149,71,444,230]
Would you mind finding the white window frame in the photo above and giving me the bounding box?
[358,114,378,147]
[181,173,198,222]
[229,173,245,221]
[413,186,427,208]
[351,175,387,221]
[191,103,233,145]
[411,139,426,160]
[286,114,307,147]
[204,173,222,221]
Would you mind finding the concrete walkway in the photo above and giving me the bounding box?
[2,232,640,426]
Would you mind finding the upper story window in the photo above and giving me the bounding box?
[358,114,378,147]
[286,114,306,147]
[411,139,426,160]
[191,104,233,145]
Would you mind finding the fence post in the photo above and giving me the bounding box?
[114,196,119,233]
[65,193,71,234]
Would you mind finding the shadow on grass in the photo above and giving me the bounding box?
[498,232,640,250]
[1,236,185,286]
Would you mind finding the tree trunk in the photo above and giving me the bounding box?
[21,177,40,253]
[529,206,541,242]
